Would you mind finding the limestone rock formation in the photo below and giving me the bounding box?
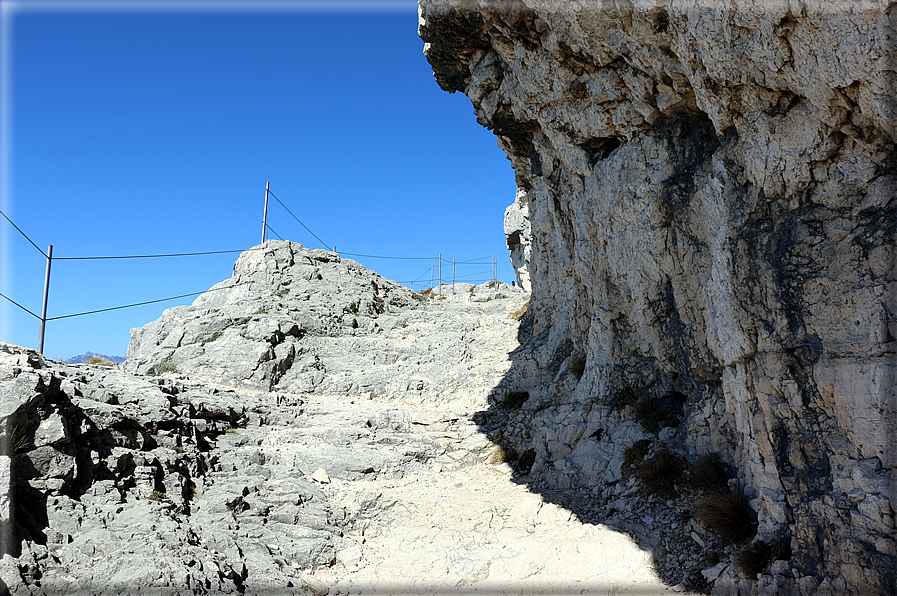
[125,241,519,404]
[419,1,895,594]
[2,246,543,595]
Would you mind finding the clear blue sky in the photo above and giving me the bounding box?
[1,1,518,361]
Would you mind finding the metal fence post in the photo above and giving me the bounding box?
[38,244,53,355]
[261,181,270,244]
[438,254,442,296]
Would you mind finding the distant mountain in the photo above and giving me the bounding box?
[65,352,125,364]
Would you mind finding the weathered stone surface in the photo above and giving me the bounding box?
[125,241,422,390]
[5,248,604,594]
[420,1,895,594]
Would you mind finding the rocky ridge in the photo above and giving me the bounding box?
[419,2,895,595]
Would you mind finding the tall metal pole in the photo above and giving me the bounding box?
[430,265,433,293]
[493,253,496,284]
[38,244,53,355]
[452,258,455,294]
[261,181,270,244]
[438,254,442,297]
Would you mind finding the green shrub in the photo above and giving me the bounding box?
[148,490,166,501]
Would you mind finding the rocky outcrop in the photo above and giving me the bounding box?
[2,245,542,595]
[125,241,520,404]
[420,1,895,594]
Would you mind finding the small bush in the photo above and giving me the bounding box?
[694,485,756,543]
[510,298,530,320]
[148,490,166,501]
[637,448,684,496]
[568,356,587,379]
[503,391,529,410]
[691,453,729,492]
[254,309,267,315]
[273,289,290,298]
[419,288,433,297]
[86,356,116,367]
[735,540,772,578]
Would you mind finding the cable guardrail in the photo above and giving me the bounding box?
[0,209,48,259]
[1,184,505,354]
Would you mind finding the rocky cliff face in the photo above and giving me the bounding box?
[419,1,895,594]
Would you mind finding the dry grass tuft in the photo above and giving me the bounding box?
[637,448,684,496]
[622,439,653,475]
[629,396,669,433]
[503,391,529,410]
[486,446,507,465]
[611,388,636,412]
[734,540,772,578]
[11,423,31,454]
[510,298,530,320]
[694,485,756,543]
[86,356,116,366]
[691,453,729,492]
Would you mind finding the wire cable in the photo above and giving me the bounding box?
[412,266,432,283]
[268,190,331,250]
[0,210,47,258]
[454,270,493,279]
[456,256,493,264]
[54,248,249,261]
[340,251,434,261]
[265,224,284,241]
[0,292,41,319]
[46,290,212,321]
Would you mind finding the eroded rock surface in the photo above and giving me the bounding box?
[419,1,895,594]
[10,246,707,595]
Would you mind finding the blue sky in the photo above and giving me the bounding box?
[1,0,518,360]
